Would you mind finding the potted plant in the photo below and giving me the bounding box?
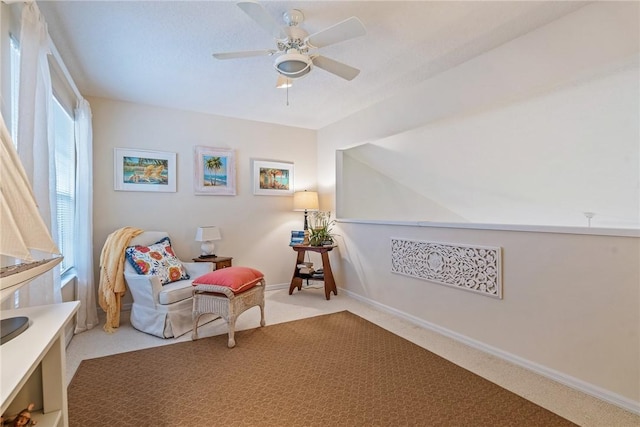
[308,211,336,246]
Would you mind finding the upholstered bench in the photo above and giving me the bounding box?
[191,266,266,348]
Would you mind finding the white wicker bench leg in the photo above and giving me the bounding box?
[259,298,266,327]
[227,314,237,348]
[192,279,266,348]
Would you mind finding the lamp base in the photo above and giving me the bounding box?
[303,229,310,245]
[200,241,216,257]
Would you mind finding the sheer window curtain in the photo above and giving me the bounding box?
[14,3,98,331]
[15,2,61,306]
[74,99,98,333]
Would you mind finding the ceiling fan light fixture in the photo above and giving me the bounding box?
[276,75,293,89]
[274,52,311,79]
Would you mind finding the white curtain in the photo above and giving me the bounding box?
[16,2,61,306]
[74,99,98,332]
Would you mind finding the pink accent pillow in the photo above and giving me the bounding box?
[192,266,264,294]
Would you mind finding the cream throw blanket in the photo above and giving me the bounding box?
[99,227,143,333]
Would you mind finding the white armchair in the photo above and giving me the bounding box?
[124,231,214,338]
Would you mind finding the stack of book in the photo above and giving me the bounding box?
[311,268,324,280]
[297,262,314,275]
[290,230,305,246]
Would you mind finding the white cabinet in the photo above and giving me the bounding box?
[1,302,79,427]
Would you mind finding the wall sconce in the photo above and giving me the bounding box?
[293,190,319,244]
[195,226,222,258]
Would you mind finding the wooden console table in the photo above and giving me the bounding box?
[289,245,337,300]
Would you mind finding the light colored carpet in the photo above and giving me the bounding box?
[66,286,639,426]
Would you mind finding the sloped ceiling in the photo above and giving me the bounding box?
[37,1,586,130]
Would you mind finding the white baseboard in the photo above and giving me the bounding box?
[266,283,290,291]
[341,288,640,416]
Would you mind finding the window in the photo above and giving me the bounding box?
[10,39,77,275]
[10,35,19,144]
[52,97,76,274]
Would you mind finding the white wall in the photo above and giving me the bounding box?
[334,222,639,406]
[338,150,467,222]
[90,97,317,297]
[335,2,639,228]
[319,2,640,407]
[340,65,639,227]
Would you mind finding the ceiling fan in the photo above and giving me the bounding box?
[213,0,367,87]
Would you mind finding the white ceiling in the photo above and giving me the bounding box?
[38,1,587,130]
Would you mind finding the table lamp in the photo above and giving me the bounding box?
[195,226,222,258]
[293,190,319,244]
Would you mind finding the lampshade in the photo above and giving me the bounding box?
[293,191,319,212]
[195,226,221,242]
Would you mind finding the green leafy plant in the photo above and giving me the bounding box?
[308,211,336,246]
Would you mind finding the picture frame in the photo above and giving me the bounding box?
[114,148,176,192]
[252,159,294,196]
[194,146,236,195]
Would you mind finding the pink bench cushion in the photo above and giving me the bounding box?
[193,266,264,294]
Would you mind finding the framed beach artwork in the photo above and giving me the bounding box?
[252,159,294,196]
[114,148,176,192]
[194,146,236,195]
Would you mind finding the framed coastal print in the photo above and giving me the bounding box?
[114,148,176,192]
[252,159,294,196]
[194,146,236,195]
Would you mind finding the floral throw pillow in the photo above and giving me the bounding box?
[125,237,189,285]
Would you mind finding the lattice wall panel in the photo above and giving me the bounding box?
[391,238,502,299]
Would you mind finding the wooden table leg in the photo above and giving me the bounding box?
[321,251,337,300]
[289,249,306,295]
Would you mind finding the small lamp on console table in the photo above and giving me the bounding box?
[195,226,222,258]
[293,190,319,245]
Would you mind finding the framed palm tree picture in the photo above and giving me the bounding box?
[194,146,236,195]
[252,159,294,196]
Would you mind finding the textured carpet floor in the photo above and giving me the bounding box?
[67,311,576,426]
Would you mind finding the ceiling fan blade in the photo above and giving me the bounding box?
[311,55,360,81]
[305,16,366,49]
[213,50,276,60]
[237,0,287,40]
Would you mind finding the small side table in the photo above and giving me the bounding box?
[192,256,233,270]
[289,245,337,300]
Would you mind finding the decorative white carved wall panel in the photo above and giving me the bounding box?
[390,238,502,299]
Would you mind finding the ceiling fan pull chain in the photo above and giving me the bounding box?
[286,80,289,106]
